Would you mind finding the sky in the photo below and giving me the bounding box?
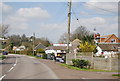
[0,0,119,43]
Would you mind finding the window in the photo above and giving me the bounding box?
[111,39,116,43]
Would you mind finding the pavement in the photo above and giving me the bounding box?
[0,54,119,80]
[38,59,119,79]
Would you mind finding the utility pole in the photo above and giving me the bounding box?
[67,0,72,53]
[1,24,3,50]
[33,33,35,56]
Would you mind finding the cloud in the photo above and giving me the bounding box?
[87,0,119,2]
[16,7,51,19]
[32,16,118,43]
[0,2,12,13]
[3,7,51,31]
[69,16,118,37]
[84,1,118,14]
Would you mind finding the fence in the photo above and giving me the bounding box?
[66,52,119,71]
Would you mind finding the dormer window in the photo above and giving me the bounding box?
[111,39,116,43]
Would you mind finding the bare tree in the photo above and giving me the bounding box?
[0,24,9,37]
[71,26,90,41]
[58,33,68,44]
[59,26,93,43]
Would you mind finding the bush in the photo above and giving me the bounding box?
[42,54,47,59]
[79,60,90,68]
[72,59,80,67]
[37,48,45,53]
[72,59,90,68]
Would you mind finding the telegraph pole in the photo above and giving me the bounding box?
[67,0,72,53]
[33,33,35,56]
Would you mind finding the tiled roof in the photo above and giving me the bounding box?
[98,43,120,52]
[100,34,113,42]
[34,43,46,50]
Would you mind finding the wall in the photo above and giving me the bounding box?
[66,52,119,71]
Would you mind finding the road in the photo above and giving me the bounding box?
[0,54,58,80]
[0,54,118,81]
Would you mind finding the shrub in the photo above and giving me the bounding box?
[42,53,47,59]
[37,48,45,53]
[72,59,80,67]
[79,60,90,68]
[79,41,96,52]
[72,59,90,68]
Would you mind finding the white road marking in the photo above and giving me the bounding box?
[8,67,14,72]
[0,55,18,80]
[0,74,6,81]
[13,64,16,67]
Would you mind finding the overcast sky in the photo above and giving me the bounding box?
[1,0,119,43]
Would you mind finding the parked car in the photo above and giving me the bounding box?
[2,51,8,55]
[56,57,64,63]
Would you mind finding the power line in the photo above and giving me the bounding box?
[71,8,81,26]
[84,3,117,14]
[71,2,117,16]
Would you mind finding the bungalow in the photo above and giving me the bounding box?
[34,43,46,51]
[45,39,81,59]
[45,44,72,59]
[96,43,120,56]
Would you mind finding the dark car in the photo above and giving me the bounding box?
[2,51,8,55]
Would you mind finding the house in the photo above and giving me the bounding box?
[97,34,120,43]
[45,44,72,58]
[34,43,46,51]
[13,45,26,51]
[45,39,81,59]
[95,34,120,56]
[71,38,81,51]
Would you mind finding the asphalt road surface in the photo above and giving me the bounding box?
[0,54,118,81]
[0,54,58,80]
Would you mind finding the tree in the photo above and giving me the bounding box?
[0,24,9,37]
[59,26,93,43]
[8,35,22,47]
[58,33,68,44]
[71,26,90,41]
[37,37,51,47]
[21,34,28,42]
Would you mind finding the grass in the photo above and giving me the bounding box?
[60,63,117,72]
[0,55,6,60]
[112,74,120,76]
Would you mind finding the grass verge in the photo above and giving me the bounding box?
[60,63,117,72]
[112,74,120,76]
[0,55,6,60]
